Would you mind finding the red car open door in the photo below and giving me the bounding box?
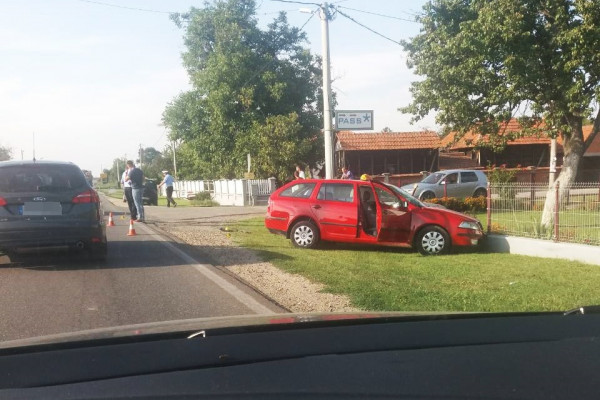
[372,182,411,244]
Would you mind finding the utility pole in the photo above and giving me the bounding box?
[172,141,177,178]
[139,144,143,170]
[549,138,557,186]
[32,132,36,161]
[320,2,334,178]
[116,159,120,188]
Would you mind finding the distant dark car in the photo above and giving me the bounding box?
[401,169,488,200]
[143,179,158,206]
[0,160,107,260]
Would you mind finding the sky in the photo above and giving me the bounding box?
[0,0,434,175]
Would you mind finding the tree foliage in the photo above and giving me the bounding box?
[163,0,326,181]
[402,0,600,226]
[0,145,11,161]
[403,0,600,150]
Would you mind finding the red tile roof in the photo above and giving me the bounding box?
[442,120,596,153]
[584,125,600,156]
[336,131,441,151]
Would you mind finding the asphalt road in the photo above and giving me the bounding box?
[0,198,280,342]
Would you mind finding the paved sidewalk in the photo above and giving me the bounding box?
[100,193,266,223]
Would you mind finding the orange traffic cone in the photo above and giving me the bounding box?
[127,219,137,236]
[107,212,115,227]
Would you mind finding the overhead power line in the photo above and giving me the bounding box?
[337,5,418,22]
[76,0,175,14]
[268,0,320,6]
[335,9,402,46]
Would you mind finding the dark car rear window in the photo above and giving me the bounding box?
[0,164,88,193]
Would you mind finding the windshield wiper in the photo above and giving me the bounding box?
[564,306,600,315]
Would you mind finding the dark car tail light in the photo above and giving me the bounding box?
[72,190,100,204]
[0,197,6,207]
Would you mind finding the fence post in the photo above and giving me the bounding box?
[268,177,277,194]
[383,173,390,183]
[240,179,248,206]
[486,181,491,235]
[529,170,535,208]
[554,181,560,242]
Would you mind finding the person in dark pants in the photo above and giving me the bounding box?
[158,170,177,208]
[125,160,145,222]
[121,166,137,220]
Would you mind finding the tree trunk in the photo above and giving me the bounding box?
[541,118,584,229]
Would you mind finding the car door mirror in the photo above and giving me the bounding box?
[440,180,446,185]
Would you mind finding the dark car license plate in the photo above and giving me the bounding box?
[22,202,62,216]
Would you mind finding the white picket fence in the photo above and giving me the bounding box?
[161,178,276,206]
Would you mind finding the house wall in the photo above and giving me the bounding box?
[479,144,556,168]
[580,157,600,182]
[340,149,438,176]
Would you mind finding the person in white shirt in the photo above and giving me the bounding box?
[295,164,305,179]
[121,166,137,220]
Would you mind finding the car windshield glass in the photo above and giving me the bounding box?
[386,184,425,207]
[421,173,444,184]
[0,165,87,193]
[1,0,598,358]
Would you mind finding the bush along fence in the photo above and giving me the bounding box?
[486,182,600,246]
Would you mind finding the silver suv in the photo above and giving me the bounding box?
[401,169,488,201]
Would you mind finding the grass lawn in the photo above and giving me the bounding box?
[231,217,600,313]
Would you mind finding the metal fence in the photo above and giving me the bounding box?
[166,178,276,206]
[488,182,600,245]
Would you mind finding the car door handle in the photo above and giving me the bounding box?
[312,205,321,209]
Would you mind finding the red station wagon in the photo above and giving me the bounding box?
[265,179,484,255]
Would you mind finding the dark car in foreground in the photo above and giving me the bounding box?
[265,178,483,255]
[401,169,488,200]
[0,160,107,260]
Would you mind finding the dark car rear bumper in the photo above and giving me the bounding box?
[0,225,106,252]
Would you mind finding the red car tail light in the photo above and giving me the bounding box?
[0,197,6,207]
[72,190,100,204]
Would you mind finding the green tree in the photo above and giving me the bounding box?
[163,0,326,180]
[402,0,600,227]
[0,145,12,161]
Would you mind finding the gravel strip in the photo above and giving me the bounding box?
[157,217,359,313]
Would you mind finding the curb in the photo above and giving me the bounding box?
[483,234,600,266]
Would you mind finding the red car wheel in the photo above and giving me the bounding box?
[290,221,320,249]
[416,226,450,255]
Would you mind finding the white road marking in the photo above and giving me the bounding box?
[134,222,275,315]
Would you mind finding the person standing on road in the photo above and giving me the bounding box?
[121,166,137,220]
[125,160,145,223]
[158,170,177,208]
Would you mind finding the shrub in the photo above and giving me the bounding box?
[426,196,486,213]
[487,168,518,183]
[194,191,212,201]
